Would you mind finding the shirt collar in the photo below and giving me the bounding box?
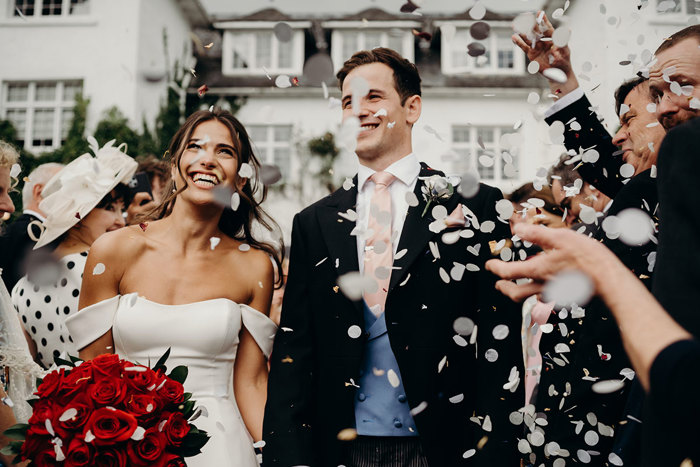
[23,209,45,222]
[358,153,420,192]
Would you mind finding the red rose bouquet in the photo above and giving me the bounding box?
[2,349,208,466]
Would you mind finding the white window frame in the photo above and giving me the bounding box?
[219,23,306,77]
[654,0,700,15]
[9,0,90,18]
[437,21,525,76]
[247,124,295,183]
[326,24,417,72]
[450,125,520,183]
[1,80,82,152]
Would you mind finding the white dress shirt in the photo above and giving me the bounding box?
[355,153,421,274]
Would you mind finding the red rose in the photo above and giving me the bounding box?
[93,447,128,467]
[126,427,167,466]
[58,362,94,404]
[30,447,58,467]
[57,393,94,432]
[89,376,127,406]
[162,412,190,447]
[65,437,94,467]
[157,379,185,405]
[91,354,123,381]
[163,452,187,466]
[125,393,162,423]
[27,399,58,435]
[83,407,138,446]
[35,368,65,398]
[123,365,158,392]
[19,426,51,460]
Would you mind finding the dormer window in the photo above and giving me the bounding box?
[328,28,415,71]
[438,22,525,75]
[220,24,306,76]
[13,0,89,18]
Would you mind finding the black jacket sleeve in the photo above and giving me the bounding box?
[544,94,625,199]
[263,213,316,466]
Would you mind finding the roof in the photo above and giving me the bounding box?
[175,0,210,27]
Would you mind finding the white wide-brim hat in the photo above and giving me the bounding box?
[34,138,137,249]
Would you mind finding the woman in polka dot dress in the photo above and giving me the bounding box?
[11,140,137,368]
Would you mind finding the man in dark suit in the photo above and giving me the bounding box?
[263,48,523,466]
[0,162,63,290]
[513,14,666,465]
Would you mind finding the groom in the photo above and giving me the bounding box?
[263,48,523,466]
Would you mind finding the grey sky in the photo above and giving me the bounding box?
[200,0,546,18]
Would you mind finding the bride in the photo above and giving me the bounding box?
[65,108,283,466]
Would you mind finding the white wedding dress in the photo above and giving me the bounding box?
[65,293,277,467]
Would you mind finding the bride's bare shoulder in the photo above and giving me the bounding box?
[89,224,156,262]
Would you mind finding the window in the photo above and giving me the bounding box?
[656,0,700,14]
[451,125,520,182]
[248,125,293,182]
[222,30,303,76]
[2,80,82,151]
[13,0,89,17]
[442,26,524,75]
[331,29,414,71]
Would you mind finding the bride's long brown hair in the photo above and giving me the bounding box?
[154,108,284,285]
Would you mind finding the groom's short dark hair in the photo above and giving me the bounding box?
[336,47,421,105]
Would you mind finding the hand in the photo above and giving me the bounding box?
[485,223,620,303]
[126,192,158,225]
[511,11,579,96]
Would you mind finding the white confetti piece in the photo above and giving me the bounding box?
[439,267,450,283]
[387,121,396,128]
[230,192,240,211]
[59,408,78,422]
[527,92,540,104]
[608,452,624,466]
[453,317,475,336]
[209,237,220,250]
[577,449,592,463]
[469,1,485,19]
[387,369,400,388]
[485,348,498,362]
[9,164,20,178]
[238,163,253,179]
[591,379,625,394]
[462,448,476,458]
[337,272,375,300]
[512,12,536,34]
[690,97,700,109]
[492,324,509,340]
[543,270,594,307]
[552,26,571,47]
[342,178,355,190]
[518,438,532,454]
[239,244,251,252]
[584,430,599,446]
[620,163,635,178]
[347,325,362,339]
[92,263,106,275]
[131,426,146,441]
[438,355,447,372]
[410,401,428,416]
[527,61,540,74]
[373,108,387,117]
[453,335,468,347]
[275,75,292,88]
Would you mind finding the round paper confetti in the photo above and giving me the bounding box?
[238,163,254,178]
[620,163,635,178]
[512,12,536,34]
[347,325,362,339]
[458,172,480,198]
[274,75,291,88]
[303,53,334,86]
[273,22,293,42]
[578,205,598,224]
[453,317,475,336]
[469,21,490,40]
[527,92,540,104]
[209,237,220,250]
[518,439,532,454]
[469,1,486,19]
[527,61,540,74]
[577,449,592,463]
[462,449,476,459]
[485,348,499,362]
[591,379,625,394]
[449,393,464,403]
[584,430,599,446]
[529,430,545,447]
[492,324,510,340]
[543,67,568,83]
[92,263,106,275]
[496,199,514,220]
[260,164,282,185]
[509,411,524,425]
[231,192,241,211]
[467,42,486,57]
[337,428,358,441]
[239,244,251,252]
[552,26,572,47]
[617,208,653,246]
[542,270,594,306]
[608,452,624,466]
[432,205,448,220]
[387,369,400,388]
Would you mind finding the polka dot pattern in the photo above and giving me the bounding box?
[11,252,88,369]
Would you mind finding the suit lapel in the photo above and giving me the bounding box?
[316,176,361,282]
[388,165,460,293]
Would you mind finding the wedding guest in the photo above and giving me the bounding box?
[486,223,699,466]
[514,13,665,466]
[125,155,171,224]
[11,142,135,369]
[0,162,63,291]
[506,182,565,404]
[66,108,284,467]
[264,48,523,467]
[0,142,41,467]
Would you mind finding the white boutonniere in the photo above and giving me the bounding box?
[420,174,454,217]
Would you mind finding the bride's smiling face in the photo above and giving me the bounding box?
[173,119,240,206]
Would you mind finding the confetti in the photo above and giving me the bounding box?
[92,263,106,275]
[485,349,499,362]
[399,1,419,13]
[409,401,428,416]
[9,164,20,178]
[260,164,282,185]
[543,68,569,84]
[275,75,292,88]
[470,21,490,40]
[139,222,148,231]
[412,29,432,41]
[209,237,220,250]
[197,85,208,97]
[467,42,486,57]
[231,192,240,211]
[239,244,251,252]
[552,26,572,47]
[273,22,293,42]
[238,163,254,179]
[542,270,594,307]
[387,121,396,128]
[347,325,362,339]
[469,1,486,20]
[463,449,476,459]
[373,108,387,117]
[349,76,370,115]
[204,42,213,49]
[492,324,510,340]
[387,369,400,387]
[337,272,375,300]
[337,428,358,441]
[512,12,536,35]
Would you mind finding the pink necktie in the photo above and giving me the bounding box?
[363,171,396,317]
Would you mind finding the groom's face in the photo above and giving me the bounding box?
[341,63,418,163]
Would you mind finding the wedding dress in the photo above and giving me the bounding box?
[65,293,277,467]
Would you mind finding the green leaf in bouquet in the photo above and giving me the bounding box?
[168,365,188,384]
[35,377,43,388]
[153,347,171,374]
[0,440,22,458]
[68,355,83,365]
[183,392,192,402]
[3,423,28,441]
[53,355,75,368]
[180,400,196,419]
[175,427,210,457]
